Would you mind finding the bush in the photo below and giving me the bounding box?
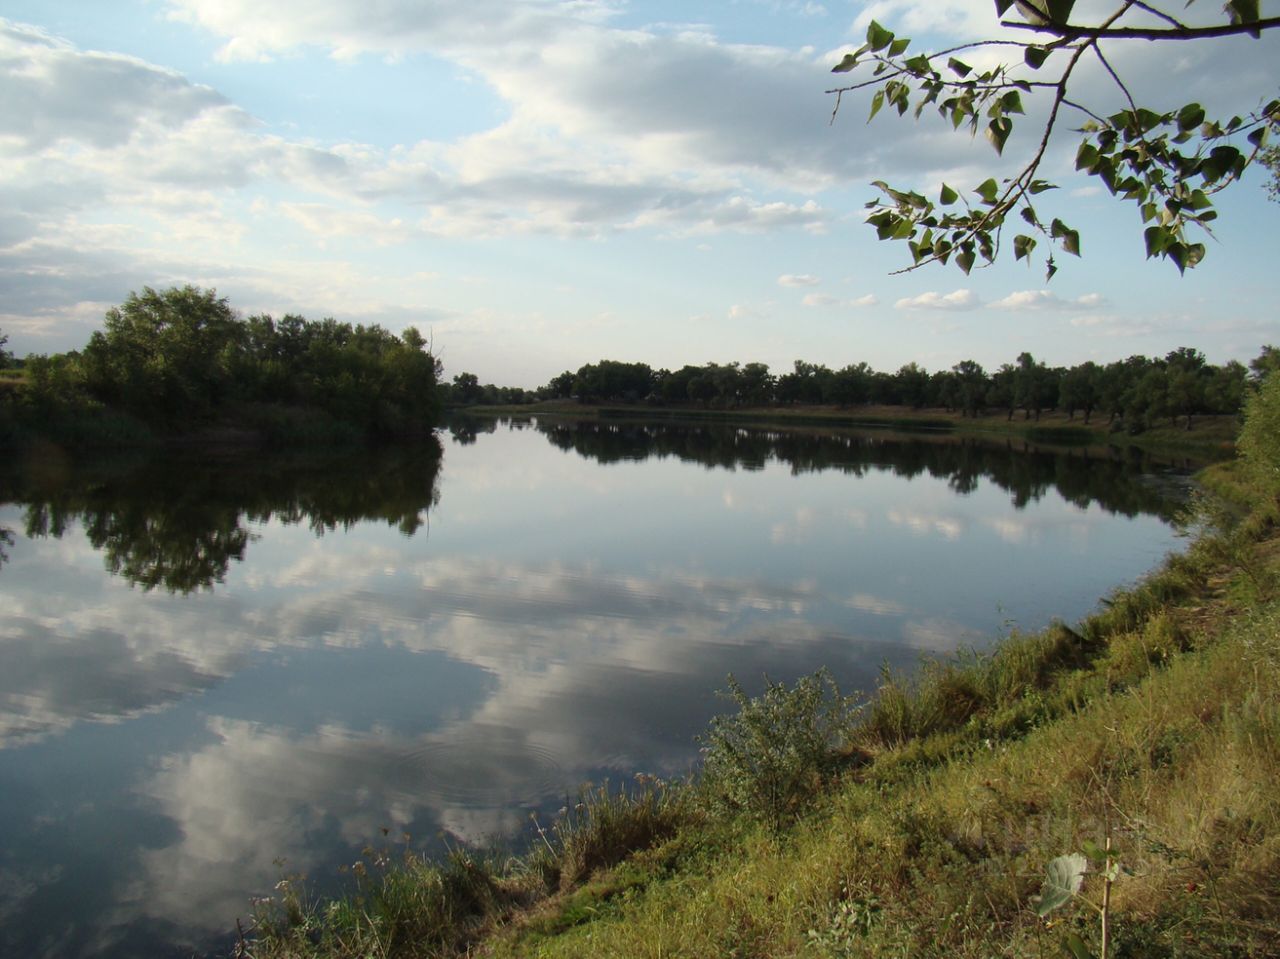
[1239,371,1280,493]
[699,668,860,831]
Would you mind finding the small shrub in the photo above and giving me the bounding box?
[699,668,860,830]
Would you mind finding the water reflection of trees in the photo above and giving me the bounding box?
[520,418,1183,519]
[6,441,443,593]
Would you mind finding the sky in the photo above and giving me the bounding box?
[0,0,1277,388]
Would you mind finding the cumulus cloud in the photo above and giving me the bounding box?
[0,20,231,150]
[990,290,1104,311]
[801,292,877,308]
[893,288,979,311]
[802,292,838,306]
[778,273,821,286]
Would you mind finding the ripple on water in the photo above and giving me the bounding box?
[396,730,566,807]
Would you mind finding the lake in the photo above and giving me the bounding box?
[0,416,1192,957]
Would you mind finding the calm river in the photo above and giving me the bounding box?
[0,417,1191,957]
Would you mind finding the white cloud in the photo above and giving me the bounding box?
[802,292,838,306]
[801,292,878,308]
[778,273,820,286]
[893,288,979,311]
[990,289,1104,311]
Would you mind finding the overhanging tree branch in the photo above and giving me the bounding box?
[999,17,1280,40]
[828,0,1280,276]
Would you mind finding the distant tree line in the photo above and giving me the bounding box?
[2,286,442,444]
[447,346,1278,434]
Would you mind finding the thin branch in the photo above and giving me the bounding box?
[1127,1,1189,30]
[1000,17,1280,40]
[1061,98,1108,125]
[826,71,1058,96]
[1092,45,1138,116]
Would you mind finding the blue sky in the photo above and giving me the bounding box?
[1,0,1277,387]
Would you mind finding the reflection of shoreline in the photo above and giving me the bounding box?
[452,415,1185,520]
[2,440,443,593]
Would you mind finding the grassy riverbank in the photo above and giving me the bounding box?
[456,400,1239,462]
[247,386,1279,959]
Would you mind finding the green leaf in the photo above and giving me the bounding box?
[866,20,894,52]
[939,184,959,205]
[986,117,1013,155]
[1075,143,1099,171]
[1064,932,1096,959]
[1050,217,1081,256]
[1014,234,1036,262]
[904,53,932,75]
[831,53,859,73]
[1028,179,1057,195]
[868,89,885,122]
[1046,0,1077,22]
[1176,103,1205,132]
[1227,0,1261,27]
[1081,840,1107,864]
[1024,45,1050,69]
[975,178,1000,205]
[1144,225,1170,258]
[994,0,1017,15]
[948,57,972,78]
[956,246,976,275]
[1002,91,1025,115]
[1035,853,1086,916]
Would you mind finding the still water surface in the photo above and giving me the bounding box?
[0,418,1190,957]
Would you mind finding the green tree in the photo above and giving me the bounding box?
[738,362,776,406]
[1206,360,1249,414]
[1164,347,1210,428]
[952,359,988,417]
[452,372,484,405]
[544,370,577,399]
[829,1,1279,276]
[987,363,1017,420]
[1013,352,1055,420]
[81,285,245,421]
[893,362,931,408]
[1059,361,1100,423]
[1251,344,1280,381]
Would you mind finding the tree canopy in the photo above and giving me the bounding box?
[14,286,443,441]
[829,0,1279,277]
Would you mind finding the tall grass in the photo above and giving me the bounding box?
[248,778,691,958]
